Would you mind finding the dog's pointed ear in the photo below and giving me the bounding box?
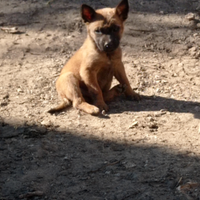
[81,4,96,23]
[115,0,129,21]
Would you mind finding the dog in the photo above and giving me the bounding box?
[48,0,140,115]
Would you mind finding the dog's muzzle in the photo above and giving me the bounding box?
[103,37,119,53]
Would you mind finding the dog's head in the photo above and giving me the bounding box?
[81,0,129,53]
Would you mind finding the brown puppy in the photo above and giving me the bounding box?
[48,0,140,115]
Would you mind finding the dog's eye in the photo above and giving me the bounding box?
[95,29,102,34]
[112,26,120,32]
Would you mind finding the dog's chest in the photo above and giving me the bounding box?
[98,57,114,76]
[97,59,114,89]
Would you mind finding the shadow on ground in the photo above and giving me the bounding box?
[109,95,200,119]
[0,121,200,200]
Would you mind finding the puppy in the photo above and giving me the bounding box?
[48,0,140,115]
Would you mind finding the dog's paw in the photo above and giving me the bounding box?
[96,102,109,112]
[91,107,100,115]
[126,91,141,101]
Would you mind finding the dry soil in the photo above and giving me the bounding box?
[0,0,200,199]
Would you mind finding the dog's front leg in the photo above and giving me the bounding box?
[114,61,140,101]
[80,68,109,111]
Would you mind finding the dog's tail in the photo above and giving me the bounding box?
[48,101,71,114]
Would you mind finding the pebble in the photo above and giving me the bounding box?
[147,116,154,122]
[178,63,184,68]
[17,88,23,93]
[42,100,49,104]
[185,13,195,21]
[149,123,158,129]
[189,47,197,56]
[156,88,160,93]
[41,120,52,127]
[123,161,136,169]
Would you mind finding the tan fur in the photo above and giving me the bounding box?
[48,0,140,115]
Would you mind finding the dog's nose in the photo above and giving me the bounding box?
[104,42,111,49]
[104,42,114,52]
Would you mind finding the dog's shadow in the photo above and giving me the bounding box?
[108,95,200,119]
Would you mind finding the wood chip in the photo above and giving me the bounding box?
[177,182,200,192]
[128,121,138,129]
[1,27,24,34]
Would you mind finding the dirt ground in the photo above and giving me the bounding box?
[0,0,200,199]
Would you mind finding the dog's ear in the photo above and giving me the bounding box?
[115,0,129,21]
[81,4,96,23]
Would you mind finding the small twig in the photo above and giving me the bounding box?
[175,177,183,187]
[106,160,122,166]
[19,191,44,199]
[129,28,155,33]
[88,159,123,174]
[46,0,55,6]
[0,68,20,76]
